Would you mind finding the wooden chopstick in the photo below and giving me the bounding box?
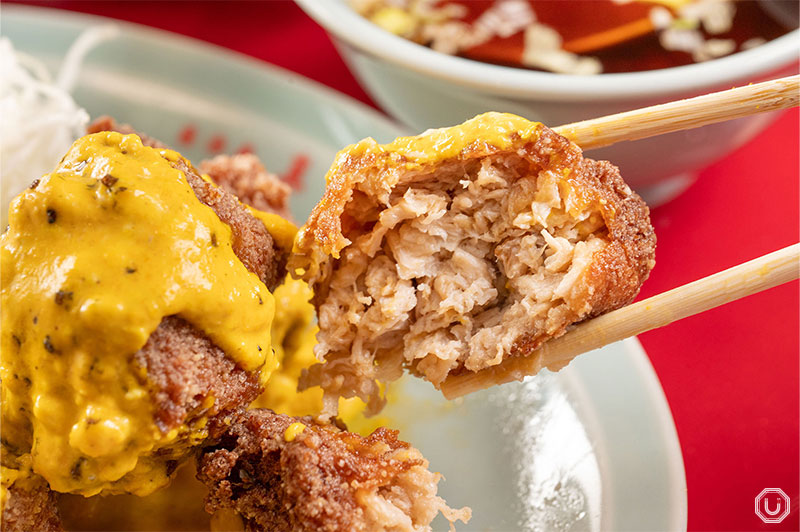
[553,75,800,150]
[440,243,800,400]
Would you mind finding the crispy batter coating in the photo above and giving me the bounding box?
[197,409,470,532]
[1,475,63,532]
[291,113,656,413]
[136,316,262,434]
[177,157,284,291]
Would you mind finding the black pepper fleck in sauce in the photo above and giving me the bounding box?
[43,335,56,354]
[71,457,86,480]
[101,174,119,188]
[54,290,74,306]
[46,209,57,224]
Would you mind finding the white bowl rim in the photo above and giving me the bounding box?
[296,0,800,101]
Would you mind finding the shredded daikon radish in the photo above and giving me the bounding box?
[0,25,118,226]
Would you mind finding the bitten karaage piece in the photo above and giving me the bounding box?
[197,409,470,532]
[291,112,656,414]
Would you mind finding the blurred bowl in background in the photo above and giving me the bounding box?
[296,0,799,206]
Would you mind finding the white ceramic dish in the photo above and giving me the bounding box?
[3,7,687,530]
[296,0,800,206]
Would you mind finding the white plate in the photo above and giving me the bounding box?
[2,7,687,531]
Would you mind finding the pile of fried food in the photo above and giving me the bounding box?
[1,112,655,531]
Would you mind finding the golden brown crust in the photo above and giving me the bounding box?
[197,410,425,532]
[294,120,654,299]
[176,158,284,291]
[136,316,263,433]
[508,155,656,359]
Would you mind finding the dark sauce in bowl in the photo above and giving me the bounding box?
[436,0,797,73]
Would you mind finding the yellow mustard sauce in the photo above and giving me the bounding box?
[283,422,306,442]
[328,112,544,177]
[245,207,297,252]
[54,272,390,531]
[0,132,276,496]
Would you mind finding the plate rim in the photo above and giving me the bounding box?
[624,337,688,530]
[2,4,409,141]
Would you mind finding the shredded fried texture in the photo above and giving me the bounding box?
[197,409,470,532]
[292,114,655,415]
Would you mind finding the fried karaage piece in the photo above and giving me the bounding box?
[88,116,286,289]
[200,154,291,219]
[135,150,287,433]
[81,118,289,435]
[291,112,656,414]
[1,132,281,497]
[197,409,470,532]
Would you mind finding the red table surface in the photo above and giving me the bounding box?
[8,1,799,530]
